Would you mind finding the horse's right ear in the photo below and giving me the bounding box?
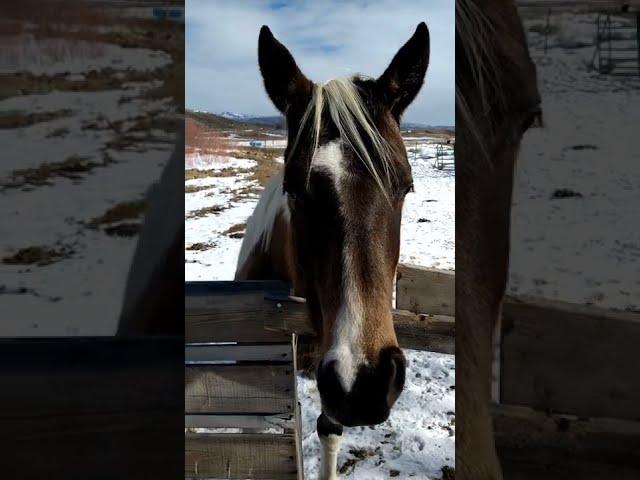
[258,26,312,113]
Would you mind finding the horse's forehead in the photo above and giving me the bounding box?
[311,140,346,181]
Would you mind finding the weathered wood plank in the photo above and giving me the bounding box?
[185,433,298,479]
[186,343,292,363]
[501,295,640,420]
[493,403,640,479]
[185,364,295,414]
[392,310,455,354]
[396,264,455,316]
[0,337,183,480]
[186,292,311,343]
[185,413,294,431]
[186,282,455,352]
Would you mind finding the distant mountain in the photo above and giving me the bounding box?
[188,109,452,134]
[217,111,285,128]
[218,111,251,121]
[186,110,285,130]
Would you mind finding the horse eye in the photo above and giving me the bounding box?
[405,183,415,195]
[521,106,542,134]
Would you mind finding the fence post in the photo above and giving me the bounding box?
[636,12,640,76]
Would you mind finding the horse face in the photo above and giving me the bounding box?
[258,24,429,426]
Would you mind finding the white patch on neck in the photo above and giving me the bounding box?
[315,140,365,393]
[236,170,290,273]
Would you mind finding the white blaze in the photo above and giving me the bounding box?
[314,140,365,393]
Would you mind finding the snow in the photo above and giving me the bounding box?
[185,153,256,171]
[402,144,455,270]
[1,23,177,335]
[218,111,252,121]
[1,35,171,75]
[508,11,640,311]
[185,140,454,280]
[298,350,455,479]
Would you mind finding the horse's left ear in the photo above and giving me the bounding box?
[377,22,430,119]
[258,25,313,114]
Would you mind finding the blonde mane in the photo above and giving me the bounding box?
[456,0,507,162]
[288,77,395,199]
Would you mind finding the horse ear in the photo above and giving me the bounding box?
[258,25,312,113]
[377,22,430,119]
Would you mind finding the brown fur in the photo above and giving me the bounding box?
[456,1,540,478]
[237,25,429,432]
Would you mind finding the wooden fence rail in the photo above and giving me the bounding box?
[185,264,456,354]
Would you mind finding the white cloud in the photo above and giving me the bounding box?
[186,0,454,125]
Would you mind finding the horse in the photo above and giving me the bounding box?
[456,1,540,478]
[235,23,429,480]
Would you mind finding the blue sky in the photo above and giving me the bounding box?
[186,0,454,126]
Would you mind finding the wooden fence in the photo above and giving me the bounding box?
[497,294,640,478]
[0,337,184,480]
[184,263,455,479]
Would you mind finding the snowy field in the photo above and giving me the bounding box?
[509,10,640,311]
[0,10,180,335]
[185,134,455,479]
[185,139,454,280]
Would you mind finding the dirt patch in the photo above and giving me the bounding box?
[128,113,182,134]
[88,200,147,228]
[46,126,71,138]
[3,154,114,189]
[185,184,213,194]
[338,448,379,475]
[185,167,252,181]
[233,149,283,185]
[222,223,246,239]
[441,465,455,480]
[186,242,217,251]
[2,245,74,266]
[565,144,598,151]
[551,188,583,199]
[104,223,140,237]
[0,109,72,129]
[187,205,226,219]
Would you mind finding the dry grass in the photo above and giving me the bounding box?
[184,166,252,181]
[186,242,217,251]
[3,0,106,32]
[3,154,114,189]
[103,223,140,237]
[187,205,226,220]
[185,184,213,194]
[229,147,284,187]
[0,109,71,129]
[2,245,74,266]
[186,117,230,155]
[222,223,246,239]
[88,200,147,228]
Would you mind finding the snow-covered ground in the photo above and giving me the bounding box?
[1,12,179,335]
[185,135,455,478]
[508,11,640,311]
[2,35,171,75]
[185,139,454,280]
[299,350,454,479]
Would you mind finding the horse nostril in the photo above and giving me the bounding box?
[383,347,406,407]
